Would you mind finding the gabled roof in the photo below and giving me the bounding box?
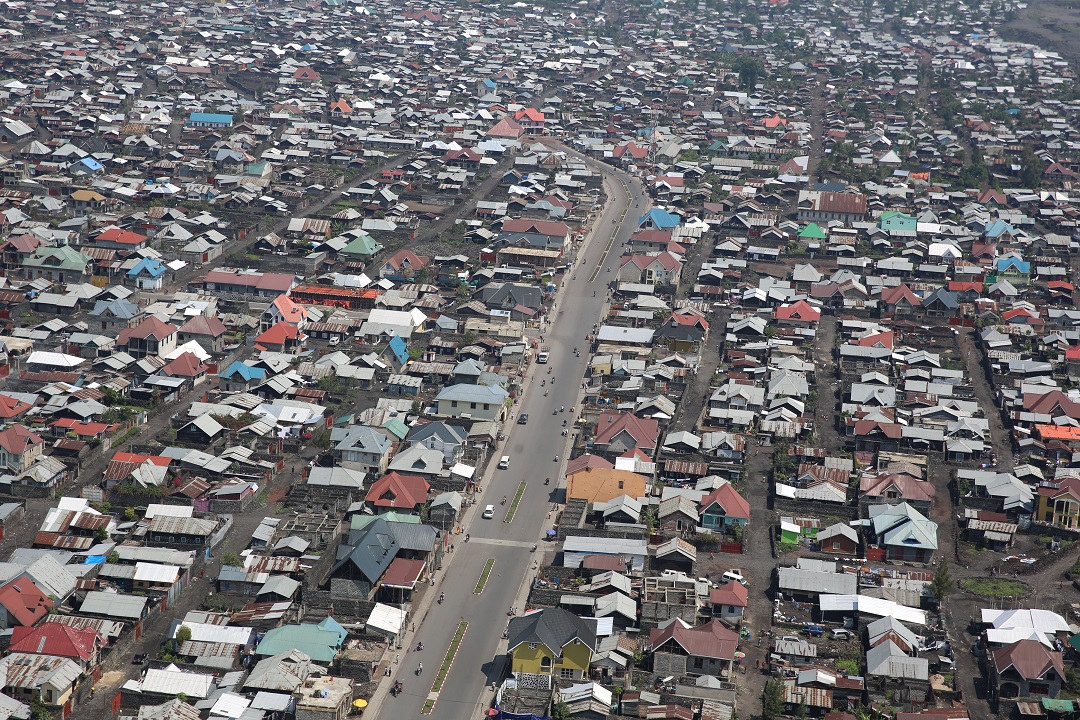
[992,639,1064,681]
[649,618,738,660]
[365,472,429,509]
[121,316,177,341]
[10,622,101,661]
[0,425,43,455]
[594,411,659,450]
[506,607,596,657]
[178,315,227,338]
[0,578,53,626]
[709,581,748,608]
[699,482,750,520]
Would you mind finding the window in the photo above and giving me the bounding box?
[471,403,477,409]
[832,541,841,550]
[451,401,458,408]
[195,537,202,544]
[693,658,704,669]
[528,643,537,650]
[540,657,552,669]
[559,668,575,679]
[618,481,624,489]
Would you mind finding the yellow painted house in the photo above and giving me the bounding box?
[507,608,596,681]
[1037,478,1080,529]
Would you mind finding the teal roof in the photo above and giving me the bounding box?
[798,222,827,239]
[256,623,344,662]
[23,245,90,272]
[351,512,420,530]
[341,234,383,257]
[382,417,409,440]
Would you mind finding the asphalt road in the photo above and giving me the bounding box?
[383,152,647,719]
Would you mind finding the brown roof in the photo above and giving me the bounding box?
[992,639,1064,681]
[649,618,738,660]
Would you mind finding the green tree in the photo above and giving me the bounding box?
[1019,147,1042,188]
[221,551,243,567]
[763,679,786,719]
[310,427,332,449]
[929,562,952,602]
[176,625,193,644]
[732,55,764,89]
[94,527,109,542]
[31,695,51,720]
[123,507,137,521]
[551,701,571,720]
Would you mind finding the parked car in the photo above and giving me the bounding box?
[829,628,854,640]
[804,625,824,637]
[517,413,529,425]
[722,570,748,586]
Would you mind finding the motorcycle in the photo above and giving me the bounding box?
[415,664,423,676]
[545,477,550,485]
[438,593,445,604]
[531,544,537,552]
[416,641,424,651]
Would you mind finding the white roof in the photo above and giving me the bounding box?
[209,692,250,719]
[138,666,214,698]
[986,627,1052,648]
[366,602,406,635]
[981,608,1069,635]
[144,504,194,520]
[164,340,211,361]
[27,350,84,368]
[174,621,255,647]
[133,562,180,584]
[818,594,927,625]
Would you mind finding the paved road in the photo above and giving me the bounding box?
[379,150,647,720]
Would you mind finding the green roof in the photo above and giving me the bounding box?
[798,222,827,239]
[1042,699,1074,712]
[255,622,345,662]
[341,234,383,257]
[23,245,90,272]
[381,417,409,440]
[351,512,420,530]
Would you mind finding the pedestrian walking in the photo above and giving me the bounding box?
[394,654,400,665]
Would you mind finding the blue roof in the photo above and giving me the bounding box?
[387,336,409,365]
[996,257,1030,273]
[984,219,1014,239]
[638,208,680,229]
[127,257,167,278]
[483,79,497,89]
[188,112,234,125]
[79,157,104,171]
[220,361,266,381]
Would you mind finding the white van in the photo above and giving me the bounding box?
[721,570,748,586]
[537,352,550,364]
[498,455,510,469]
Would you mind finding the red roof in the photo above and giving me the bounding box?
[775,300,821,322]
[0,425,42,455]
[255,322,302,346]
[111,451,171,466]
[880,285,921,306]
[51,418,113,437]
[10,622,101,661]
[565,454,614,475]
[699,483,750,520]
[1022,390,1080,419]
[381,558,426,588]
[383,249,430,272]
[161,352,208,378]
[649,618,738,660]
[0,578,53,626]
[1065,346,1080,360]
[502,218,571,238]
[513,108,544,122]
[594,411,659,451]
[709,581,748,608]
[853,330,894,349]
[365,471,430,509]
[96,227,147,245]
[0,394,32,419]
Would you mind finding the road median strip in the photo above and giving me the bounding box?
[420,620,469,715]
[504,480,527,523]
[474,559,495,594]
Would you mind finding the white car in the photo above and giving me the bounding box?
[482,505,495,519]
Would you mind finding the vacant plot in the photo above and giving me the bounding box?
[961,577,1030,598]
[1002,0,1080,62]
